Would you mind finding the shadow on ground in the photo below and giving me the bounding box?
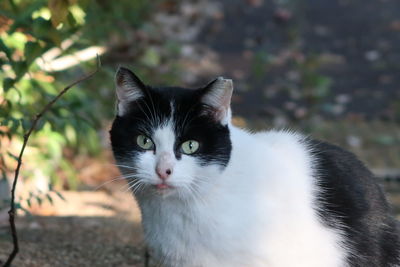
[0,216,145,267]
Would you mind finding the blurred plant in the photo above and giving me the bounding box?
[1,0,183,191]
[250,49,332,120]
[251,51,273,80]
[0,0,103,190]
[0,184,66,215]
[294,54,332,111]
[2,51,100,267]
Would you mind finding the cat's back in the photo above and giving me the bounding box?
[230,127,400,266]
[309,140,400,267]
[227,129,347,266]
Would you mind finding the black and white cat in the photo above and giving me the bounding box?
[110,67,400,267]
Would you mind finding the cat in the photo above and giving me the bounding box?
[110,67,400,267]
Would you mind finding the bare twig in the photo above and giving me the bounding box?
[145,248,150,267]
[2,56,101,267]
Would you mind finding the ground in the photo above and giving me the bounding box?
[0,188,146,267]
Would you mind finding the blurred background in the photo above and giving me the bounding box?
[0,0,399,266]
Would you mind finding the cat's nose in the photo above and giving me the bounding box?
[156,152,174,180]
[156,166,173,180]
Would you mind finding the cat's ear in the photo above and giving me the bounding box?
[200,77,233,125]
[115,67,146,116]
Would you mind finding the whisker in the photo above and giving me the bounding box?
[93,177,127,191]
[113,164,140,170]
[141,97,158,126]
[122,179,141,192]
[93,171,144,191]
[137,100,151,121]
[134,182,147,195]
[189,181,207,205]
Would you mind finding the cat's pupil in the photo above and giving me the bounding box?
[189,142,193,150]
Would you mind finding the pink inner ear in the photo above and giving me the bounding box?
[116,72,125,88]
[200,78,233,123]
[199,103,231,124]
[219,88,232,110]
[213,106,228,122]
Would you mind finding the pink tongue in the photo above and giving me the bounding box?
[157,184,169,189]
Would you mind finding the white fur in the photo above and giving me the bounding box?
[132,124,348,267]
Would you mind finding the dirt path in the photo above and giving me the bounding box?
[0,189,146,267]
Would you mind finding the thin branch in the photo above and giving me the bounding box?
[145,248,150,267]
[2,56,101,267]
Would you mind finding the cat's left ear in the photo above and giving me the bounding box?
[200,77,233,125]
[115,67,147,116]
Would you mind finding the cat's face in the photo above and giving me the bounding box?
[110,67,233,198]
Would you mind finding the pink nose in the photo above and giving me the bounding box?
[156,166,172,180]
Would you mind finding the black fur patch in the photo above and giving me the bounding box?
[309,140,400,267]
[110,85,232,167]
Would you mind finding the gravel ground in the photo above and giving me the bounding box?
[0,190,147,267]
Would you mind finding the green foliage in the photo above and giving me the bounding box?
[295,55,332,105]
[0,0,182,190]
[0,0,100,189]
[0,184,66,214]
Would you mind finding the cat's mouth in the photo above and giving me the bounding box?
[153,182,174,191]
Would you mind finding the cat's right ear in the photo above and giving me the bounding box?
[115,67,145,116]
[200,77,233,125]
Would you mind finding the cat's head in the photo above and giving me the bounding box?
[110,67,233,198]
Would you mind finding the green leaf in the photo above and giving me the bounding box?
[55,191,66,201]
[7,151,19,162]
[26,199,32,208]
[9,118,20,133]
[48,30,62,47]
[25,41,43,66]
[15,202,22,210]
[141,47,160,67]
[32,17,52,37]
[0,39,13,60]
[19,206,32,216]
[66,11,78,27]
[32,17,61,45]
[46,194,53,205]
[49,0,70,27]
[20,118,31,132]
[3,78,15,92]
[12,61,28,79]
[36,196,43,206]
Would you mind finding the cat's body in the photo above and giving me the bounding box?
[110,67,400,267]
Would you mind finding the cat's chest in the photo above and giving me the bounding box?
[139,197,255,266]
[138,180,347,267]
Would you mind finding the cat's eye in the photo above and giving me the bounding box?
[181,140,199,155]
[136,135,154,150]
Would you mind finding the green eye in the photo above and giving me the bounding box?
[136,135,154,150]
[181,140,199,155]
